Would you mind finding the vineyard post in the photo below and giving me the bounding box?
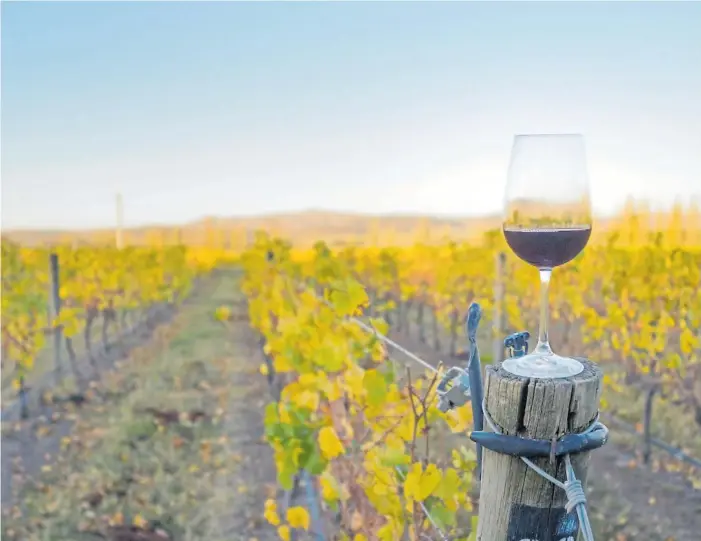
[115,192,124,250]
[476,359,603,540]
[49,253,63,385]
[492,251,505,363]
[642,383,659,465]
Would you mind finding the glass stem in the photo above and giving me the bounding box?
[534,268,553,355]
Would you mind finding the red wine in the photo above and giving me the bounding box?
[503,226,591,268]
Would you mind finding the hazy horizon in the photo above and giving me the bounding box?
[1,199,675,234]
[2,2,700,230]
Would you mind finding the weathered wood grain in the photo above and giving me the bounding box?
[477,358,603,541]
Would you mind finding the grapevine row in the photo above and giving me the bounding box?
[243,220,701,538]
[1,241,228,413]
[242,233,478,540]
[336,232,701,432]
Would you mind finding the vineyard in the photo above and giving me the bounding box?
[239,222,701,540]
[2,210,701,541]
[1,242,231,417]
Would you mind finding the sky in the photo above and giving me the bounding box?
[2,1,700,230]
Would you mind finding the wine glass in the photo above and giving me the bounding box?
[501,134,592,378]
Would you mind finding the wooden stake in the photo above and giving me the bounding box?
[115,192,124,249]
[49,253,63,385]
[477,358,603,541]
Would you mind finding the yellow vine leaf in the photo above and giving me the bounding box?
[377,518,402,541]
[286,506,310,530]
[403,463,442,502]
[214,305,231,322]
[264,499,280,526]
[320,472,340,502]
[396,414,414,441]
[433,467,462,510]
[278,403,292,425]
[277,525,291,541]
[318,426,344,459]
[680,327,698,355]
[363,369,388,406]
[319,377,343,401]
[329,279,368,317]
[273,355,295,373]
[445,404,474,434]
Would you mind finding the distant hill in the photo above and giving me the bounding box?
[3,209,616,248]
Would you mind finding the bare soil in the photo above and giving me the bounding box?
[1,303,178,507]
[1,271,278,541]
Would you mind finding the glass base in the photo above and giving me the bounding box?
[502,352,584,379]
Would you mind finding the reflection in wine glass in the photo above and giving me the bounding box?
[501,134,592,378]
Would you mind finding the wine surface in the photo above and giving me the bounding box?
[503,226,592,268]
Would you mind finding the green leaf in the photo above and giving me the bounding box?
[312,337,346,372]
[363,369,388,407]
[305,448,328,476]
[264,402,279,426]
[467,515,479,541]
[426,501,456,529]
[381,364,396,385]
[379,448,410,468]
[279,467,295,491]
[328,279,368,317]
[368,317,389,336]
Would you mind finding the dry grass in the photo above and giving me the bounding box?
[1,269,268,541]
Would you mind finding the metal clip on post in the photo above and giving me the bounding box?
[436,303,483,413]
[436,366,471,412]
[436,302,485,478]
[504,331,530,358]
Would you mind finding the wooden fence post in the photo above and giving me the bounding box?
[642,384,659,465]
[477,358,603,541]
[492,252,506,363]
[432,308,440,352]
[417,298,426,344]
[49,253,63,385]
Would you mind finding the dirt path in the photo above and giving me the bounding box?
[214,285,278,540]
[1,302,178,508]
[1,270,278,541]
[386,327,701,541]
